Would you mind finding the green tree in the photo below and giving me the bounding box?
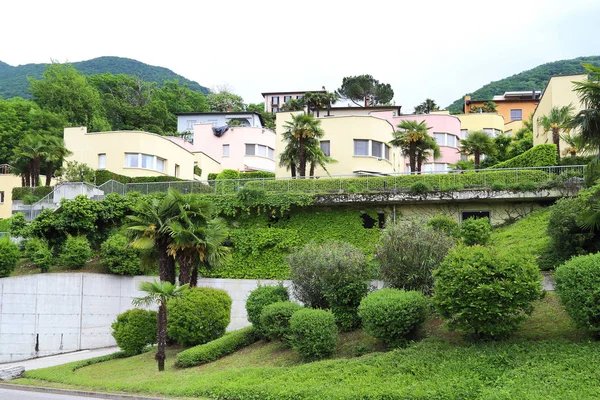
[571,63,600,156]
[207,90,245,112]
[61,161,95,183]
[413,98,439,114]
[13,133,45,187]
[132,280,188,371]
[537,105,574,160]
[246,102,275,129]
[415,134,441,173]
[390,120,431,173]
[458,131,496,169]
[336,75,394,107]
[281,114,326,177]
[304,92,338,117]
[41,136,71,186]
[508,118,534,159]
[150,80,209,133]
[469,101,498,113]
[280,98,305,112]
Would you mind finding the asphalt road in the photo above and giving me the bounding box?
[0,387,105,399]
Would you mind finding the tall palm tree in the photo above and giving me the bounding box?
[537,105,574,160]
[415,134,441,173]
[41,136,71,186]
[305,138,337,177]
[458,131,496,170]
[282,113,325,177]
[560,132,590,157]
[14,133,46,187]
[390,120,431,173]
[132,280,188,371]
[571,63,600,154]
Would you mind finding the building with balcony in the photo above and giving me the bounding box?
[261,90,326,113]
[464,91,540,131]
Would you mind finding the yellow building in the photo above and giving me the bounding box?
[532,74,587,152]
[0,172,22,220]
[454,113,506,139]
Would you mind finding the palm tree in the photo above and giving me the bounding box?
[458,131,496,169]
[305,138,337,177]
[415,134,441,172]
[537,105,574,160]
[414,98,439,114]
[132,280,188,371]
[280,98,305,112]
[560,132,590,157]
[571,63,600,154]
[41,136,71,186]
[282,113,325,177]
[14,133,46,187]
[390,120,431,173]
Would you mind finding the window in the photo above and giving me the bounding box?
[141,154,155,170]
[320,141,330,156]
[268,147,274,159]
[447,134,458,148]
[284,95,292,102]
[354,140,369,156]
[371,141,382,158]
[223,144,230,157]
[433,133,459,147]
[156,158,165,173]
[98,154,106,169]
[296,95,303,100]
[186,120,196,130]
[272,107,279,113]
[257,144,267,157]
[461,210,490,222]
[245,144,256,156]
[174,164,180,178]
[0,191,4,204]
[385,145,390,161]
[125,153,139,168]
[245,144,275,159]
[433,133,445,146]
[125,153,166,173]
[272,96,279,105]
[510,109,523,121]
[460,129,468,139]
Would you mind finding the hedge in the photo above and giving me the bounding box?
[11,186,53,201]
[175,326,259,368]
[490,144,557,169]
[94,170,184,185]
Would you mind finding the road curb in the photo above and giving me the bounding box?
[0,383,169,399]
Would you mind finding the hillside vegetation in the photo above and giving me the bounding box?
[0,56,209,99]
[447,55,600,112]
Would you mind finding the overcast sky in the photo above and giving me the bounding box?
[2,0,600,112]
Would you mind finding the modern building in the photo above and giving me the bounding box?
[452,112,506,139]
[464,91,540,130]
[261,90,326,113]
[0,166,21,219]
[314,106,402,118]
[176,112,264,133]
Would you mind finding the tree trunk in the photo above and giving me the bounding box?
[190,265,199,288]
[33,158,40,187]
[309,163,315,177]
[552,128,561,160]
[416,153,423,175]
[316,109,320,117]
[157,241,176,284]
[177,252,193,285]
[291,162,296,178]
[409,143,417,174]
[45,164,53,187]
[298,138,306,178]
[156,303,167,372]
[475,152,481,170]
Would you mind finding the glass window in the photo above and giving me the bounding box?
[245,144,255,156]
[98,154,106,169]
[447,135,458,148]
[223,144,230,157]
[0,191,4,204]
[434,163,448,172]
[354,140,369,156]
[371,140,382,158]
[296,95,303,100]
[268,147,274,160]
[320,141,330,156]
[174,164,180,178]
[510,109,523,121]
[385,145,390,160]
[125,153,139,168]
[272,96,279,105]
[141,154,154,169]
[257,144,267,157]
[156,158,165,173]
[272,107,279,113]
[483,128,494,137]
[433,133,445,146]
[284,95,292,102]
[460,129,468,139]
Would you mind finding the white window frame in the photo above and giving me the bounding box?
[354,139,390,160]
[124,153,167,173]
[156,157,166,173]
[320,140,331,157]
[98,153,106,170]
[223,144,230,157]
[433,132,459,148]
[245,144,275,160]
[510,109,523,121]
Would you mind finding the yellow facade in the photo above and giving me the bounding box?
[532,74,587,151]
[64,127,196,180]
[503,120,524,136]
[193,152,222,179]
[455,113,506,138]
[0,174,23,220]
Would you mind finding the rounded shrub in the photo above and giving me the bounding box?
[427,214,460,238]
[289,308,338,360]
[100,233,141,275]
[0,237,20,278]
[245,284,289,331]
[433,245,543,339]
[288,241,373,331]
[555,253,600,335]
[26,238,53,273]
[409,181,431,194]
[358,289,429,348]
[377,219,455,295]
[460,217,491,246]
[111,308,157,356]
[259,301,304,343]
[167,287,232,346]
[59,235,93,269]
[217,169,240,180]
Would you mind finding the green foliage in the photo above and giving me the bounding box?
[289,308,338,361]
[175,326,259,368]
[193,166,202,176]
[469,101,497,113]
[11,186,53,201]
[239,171,276,179]
[555,253,600,335]
[0,237,20,277]
[111,309,157,356]
[409,181,431,194]
[358,289,429,348]
[100,233,142,275]
[25,238,53,272]
[259,301,304,343]
[216,169,240,180]
[490,144,557,169]
[377,219,455,295]
[460,217,491,246]
[427,214,460,238]
[434,245,543,339]
[167,287,232,346]
[336,74,394,106]
[287,241,372,331]
[59,235,93,269]
[94,169,185,185]
[62,161,96,183]
[245,284,289,332]
[0,218,10,232]
[9,213,28,236]
[207,173,218,181]
[207,91,245,112]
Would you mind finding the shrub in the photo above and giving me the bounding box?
[167,287,232,346]
[555,253,600,335]
[377,219,455,295]
[0,237,20,277]
[100,233,141,275]
[245,284,289,332]
[59,235,93,269]
[25,238,53,272]
[111,309,157,356]
[460,217,491,246]
[489,144,557,169]
[427,214,460,238]
[217,169,240,180]
[175,326,259,368]
[207,173,218,181]
[288,241,373,331]
[289,308,338,360]
[358,289,429,348]
[259,301,304,343]
[409,182,431,194]
[433,245,543,339]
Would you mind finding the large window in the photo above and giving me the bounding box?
[125,153,166,173]
[272,96,279,105]
[433,132,459,148]
[460,129,468,139]
[320,140,330,156]
[245,144,255,156]
[156,158,165,173]
[245,144,275,160]
[371,141,382,158]
[223,144,230,157]
[510,109,523,121]
[284,95,292,102]
[125,153,139,168]
[354,140,369,156]
[272,107,279,113]
[141,154,155,170]
[98,154,106,169]
[354,139,390,160]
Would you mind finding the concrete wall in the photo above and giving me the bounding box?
[0,273,282,363]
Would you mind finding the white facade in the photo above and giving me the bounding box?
[176,112,263,133]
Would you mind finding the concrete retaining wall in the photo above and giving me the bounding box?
[0,273,283,363]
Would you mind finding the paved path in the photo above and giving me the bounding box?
[0,347,119,371]
[0,387,102,399]
[0,385,167,399]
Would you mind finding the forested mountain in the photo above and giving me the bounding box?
[0,56,210,99]
[447,56,600,112]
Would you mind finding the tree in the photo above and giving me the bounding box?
[415,134,441,173]
[560,132,590,157]
[481,134,512,168]
[132,280,188,371]
[246,102,275,129]
[571,63,600,155]
[207,90,245,112]
[537,105,574,160]
[414,99,439,114]
[281,114,326,177]
[61,161,95,183]
[469,101,498,113]
[458,131,496,169]
[41,136,71,186]
[509,118,534,159]
[336,75,394,107]
[304,92,338,117]
[280,98,305,112]
[390,120,431,173]
[13,133,45,187]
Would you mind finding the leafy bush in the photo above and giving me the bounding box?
[100,233,141,275]
[23,194,40,205]
[460,217,491,246]
[0,237,20,277]
[240,171,276,179]
[9,213,28,237]
[59,235,93,269]
[175,326,259,368]
[433,245,543,339]
[11,186,53,201]
[259,301,304,343]
[0,218,10,232]
[207,173,218,181]
[62,161,96,183]
[111,309,157,356]
[167,287,232,346]
[409,182,431,194]
[377,219,455,295]
[555,253,600,335]
[245,284,289,332]
[489,144,557,169]
[217,169,240,180]
[25,238,53,272]
[288,241,373,331]
[289,308,338,360]
[427,214,460,238]
[358,289,429,348]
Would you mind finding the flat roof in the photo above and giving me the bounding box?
[321,105,401,111]
[175,111,265,126]
[261,90,326,96]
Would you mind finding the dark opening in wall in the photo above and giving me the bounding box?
[461,211,490,221]
[377,212,385,229]
[360,212,377,229]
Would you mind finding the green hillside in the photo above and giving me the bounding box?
[0,56,210,99]
[447,56,600,112]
